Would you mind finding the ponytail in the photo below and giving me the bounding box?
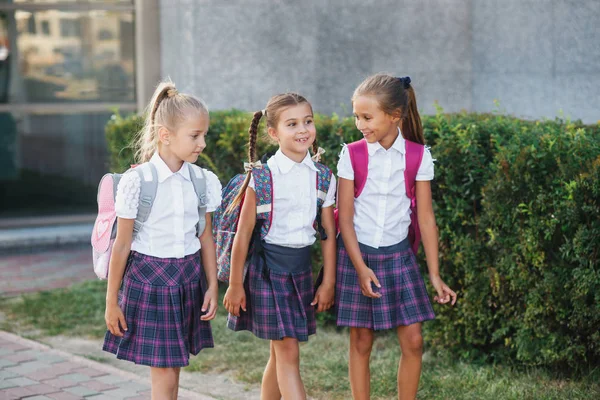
[401,85,425,145]
[134,81,173,163]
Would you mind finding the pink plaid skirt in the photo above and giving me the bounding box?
[103,251,213,367]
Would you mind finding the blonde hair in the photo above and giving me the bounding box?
[353,73,425,145]
[134,79,209,163]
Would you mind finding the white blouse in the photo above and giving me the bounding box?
[337,130,434,248]
[249,150,336,248]
[115,152,222,259]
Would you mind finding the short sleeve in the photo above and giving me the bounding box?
[337,146,354,180]
[416,146,435,181]
[323,174,337,208]
[115,171,141,219]
[203,169,222,213]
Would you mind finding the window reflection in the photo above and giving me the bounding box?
[4,8,135,102]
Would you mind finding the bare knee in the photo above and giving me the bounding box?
[350,328,374,357]
[151,367,180,393]
[400,330,423,357]
[273,337,300,365]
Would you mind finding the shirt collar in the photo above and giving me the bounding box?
[366,127,406,156]
[150,152,191,183]
[273,149,319,174]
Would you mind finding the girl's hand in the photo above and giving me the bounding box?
[223,283,247,317]
[200,284,219,321]
[430,275,457,305]
[105,301,128,337]
[311,283,335,312]
[357,267,382,298]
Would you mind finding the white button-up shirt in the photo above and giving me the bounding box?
[337,130,434,248]
[249,150,337,248]
[115,152,222,258]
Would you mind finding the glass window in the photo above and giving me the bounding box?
[41,20,49,35]
[0,8,135,103]
[0,110,121,216]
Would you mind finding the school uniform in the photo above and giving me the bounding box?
[335,130,436,330]
[102,152,222,368]
[227,150,336,341]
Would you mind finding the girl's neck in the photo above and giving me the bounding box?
[280,147,307,164]
[379,125,400,150]
[158,147,184,173]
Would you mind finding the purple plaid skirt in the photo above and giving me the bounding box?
[336,237,435,330]
[227,242,316,342]
[103,251,213,367]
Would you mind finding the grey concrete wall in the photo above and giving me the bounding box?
[160,0,600,123]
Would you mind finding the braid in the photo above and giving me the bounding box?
[247,110,263,162]
[226,110,263,214]
[311,138,319,159]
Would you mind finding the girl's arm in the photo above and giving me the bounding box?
[416,180,457,305]
[312,205,336,312]
[199,213,218,320]
[105,218,134,337]
[338,177,381,298]
[223,186,256,316]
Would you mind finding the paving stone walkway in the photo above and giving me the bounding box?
[0,331,215,400]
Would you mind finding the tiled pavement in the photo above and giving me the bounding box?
[0,246,96,296]
[0,331,215,400]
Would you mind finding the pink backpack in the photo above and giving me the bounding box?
[338,138,424,254]
[91,162,208,280]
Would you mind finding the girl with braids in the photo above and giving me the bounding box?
[336,74,456,399]
[103,80,221,399]
[223,93,337,399]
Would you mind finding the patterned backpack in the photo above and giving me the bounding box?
[213,161,332,283]
[91,162,208,280]
[336,138,425,254]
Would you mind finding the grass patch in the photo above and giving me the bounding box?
[1,280,598,399]
[0,279,108,338]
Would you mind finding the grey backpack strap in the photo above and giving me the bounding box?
[132,163,158,238]
[188,164,208,237]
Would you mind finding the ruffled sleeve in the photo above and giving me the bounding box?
[203,169,223,213]
[115,171,141,219]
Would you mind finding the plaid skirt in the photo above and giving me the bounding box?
[103,251,214,367]
[336,237,435,330]
[227,242,316,342]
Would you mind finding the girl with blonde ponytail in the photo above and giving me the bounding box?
[103,80,221,399]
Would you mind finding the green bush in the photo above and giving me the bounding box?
[105,108,600,372]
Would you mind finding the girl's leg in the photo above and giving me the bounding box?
[272,337,306,400]
[173,368,181,399]
[150,367,180,400]
[396,323,424,400]
[261,341,282,400]
[349,327,374,400]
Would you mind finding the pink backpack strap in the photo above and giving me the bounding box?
[347,139,369,198]
[404,140,425,254]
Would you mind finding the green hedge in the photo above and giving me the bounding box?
[105,109,600,372]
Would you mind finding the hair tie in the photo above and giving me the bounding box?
[311,147,326,162]
[244,160,263,172]
[167,88,178,98]
[261,109,266,116]
[398,76,411,89]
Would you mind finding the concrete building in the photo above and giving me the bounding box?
[0,0,598,216]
